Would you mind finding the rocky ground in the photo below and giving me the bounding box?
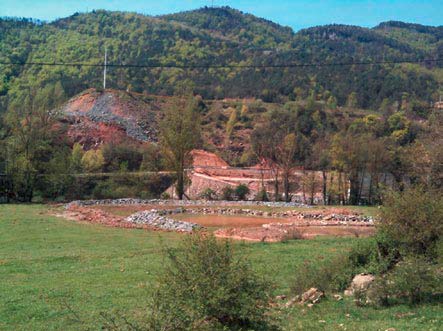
[126,210,202,232]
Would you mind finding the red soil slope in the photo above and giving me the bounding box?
[60,88,160,149]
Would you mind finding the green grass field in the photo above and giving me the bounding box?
[0,205,441,330]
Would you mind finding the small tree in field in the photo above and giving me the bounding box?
[160,97,201,200]
[147,234,277,331]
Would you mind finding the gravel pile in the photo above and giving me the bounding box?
[125,210,202,232]
[63,92,157,142]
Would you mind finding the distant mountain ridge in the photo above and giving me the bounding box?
[0,6,442,113]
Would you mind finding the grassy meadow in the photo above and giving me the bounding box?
[0,204,441,330]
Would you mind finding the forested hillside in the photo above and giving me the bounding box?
[1,6,442,115]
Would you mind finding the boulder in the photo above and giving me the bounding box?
[300,287,324,304]
[344,273,375,296]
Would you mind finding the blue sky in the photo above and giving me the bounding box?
[0,0,441,31]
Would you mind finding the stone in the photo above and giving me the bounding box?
[284,295,300,308]
[301,288,324,304]
[125,210,202,232]
[345,273,375,296]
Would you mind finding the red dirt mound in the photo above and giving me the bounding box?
[60,88,160,149]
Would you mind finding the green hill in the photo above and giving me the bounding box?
[1,6,442,113]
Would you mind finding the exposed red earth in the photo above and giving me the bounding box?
[59,203,375,242]
[165,149,325,200]
[214,224,376,243]
[58,204,155,231]
[59,89,326,200]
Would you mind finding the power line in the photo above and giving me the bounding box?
[0,58,442,69]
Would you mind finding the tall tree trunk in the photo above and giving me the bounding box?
[176,172,184,200]
[338,172,343,205]
[302,171,306,204]
[322,171,327,205]
[349,171,360,205]
[283,170,290,203]
[273,168,280,201]
[176,157,185,200]
[368,173,373,205]
[358,169,366,204]
[328,173,334,205]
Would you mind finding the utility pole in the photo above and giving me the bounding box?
[103,46,107,90]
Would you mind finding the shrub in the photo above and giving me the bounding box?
[235,184,250,201]
[81,149,105,173]
[221,186,235,201]
[380,186,443,258]
[147,234,278,331]
[368,256,440,306]
[199,188,217,201]
[291,239,384,295]
[101,142,143,172]
[255,189,269,202]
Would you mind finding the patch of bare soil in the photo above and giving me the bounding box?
[177,215,292,228]
[214,225,375,243]
[59,204,375,242]
[57,205,155,230]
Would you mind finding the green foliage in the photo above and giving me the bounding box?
[81,149,105,173]
[101,142,143,172]
[1,10,442,113]
[160,96,201,200]
[235,184,250,201]
[68,173,173,200]
[140,143,164,172]
[147,233,277,331]
[226,107,238,139]
[199,188,218,201]
[291,239,383,295]
[70,143,84,174]
[1,87,66,201]
[380,186,443,257]
[368,256,441,306]
[346,92,358,108]
[221,186,235,201]
[255,189,269,202]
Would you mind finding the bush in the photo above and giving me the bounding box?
[368,256,440,306]
[255,189,269,202]
[147,234,278,331]
[199,188,217,201]
[291,239,384,295]
[81,149,105,173]
[291,254,354,295]
[380,186,443,258]
[235,184,250,201]
[221,186,235,201]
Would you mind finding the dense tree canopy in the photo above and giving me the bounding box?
[1,7,442,115]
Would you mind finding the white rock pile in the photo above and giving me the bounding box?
[125,210,202,232]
